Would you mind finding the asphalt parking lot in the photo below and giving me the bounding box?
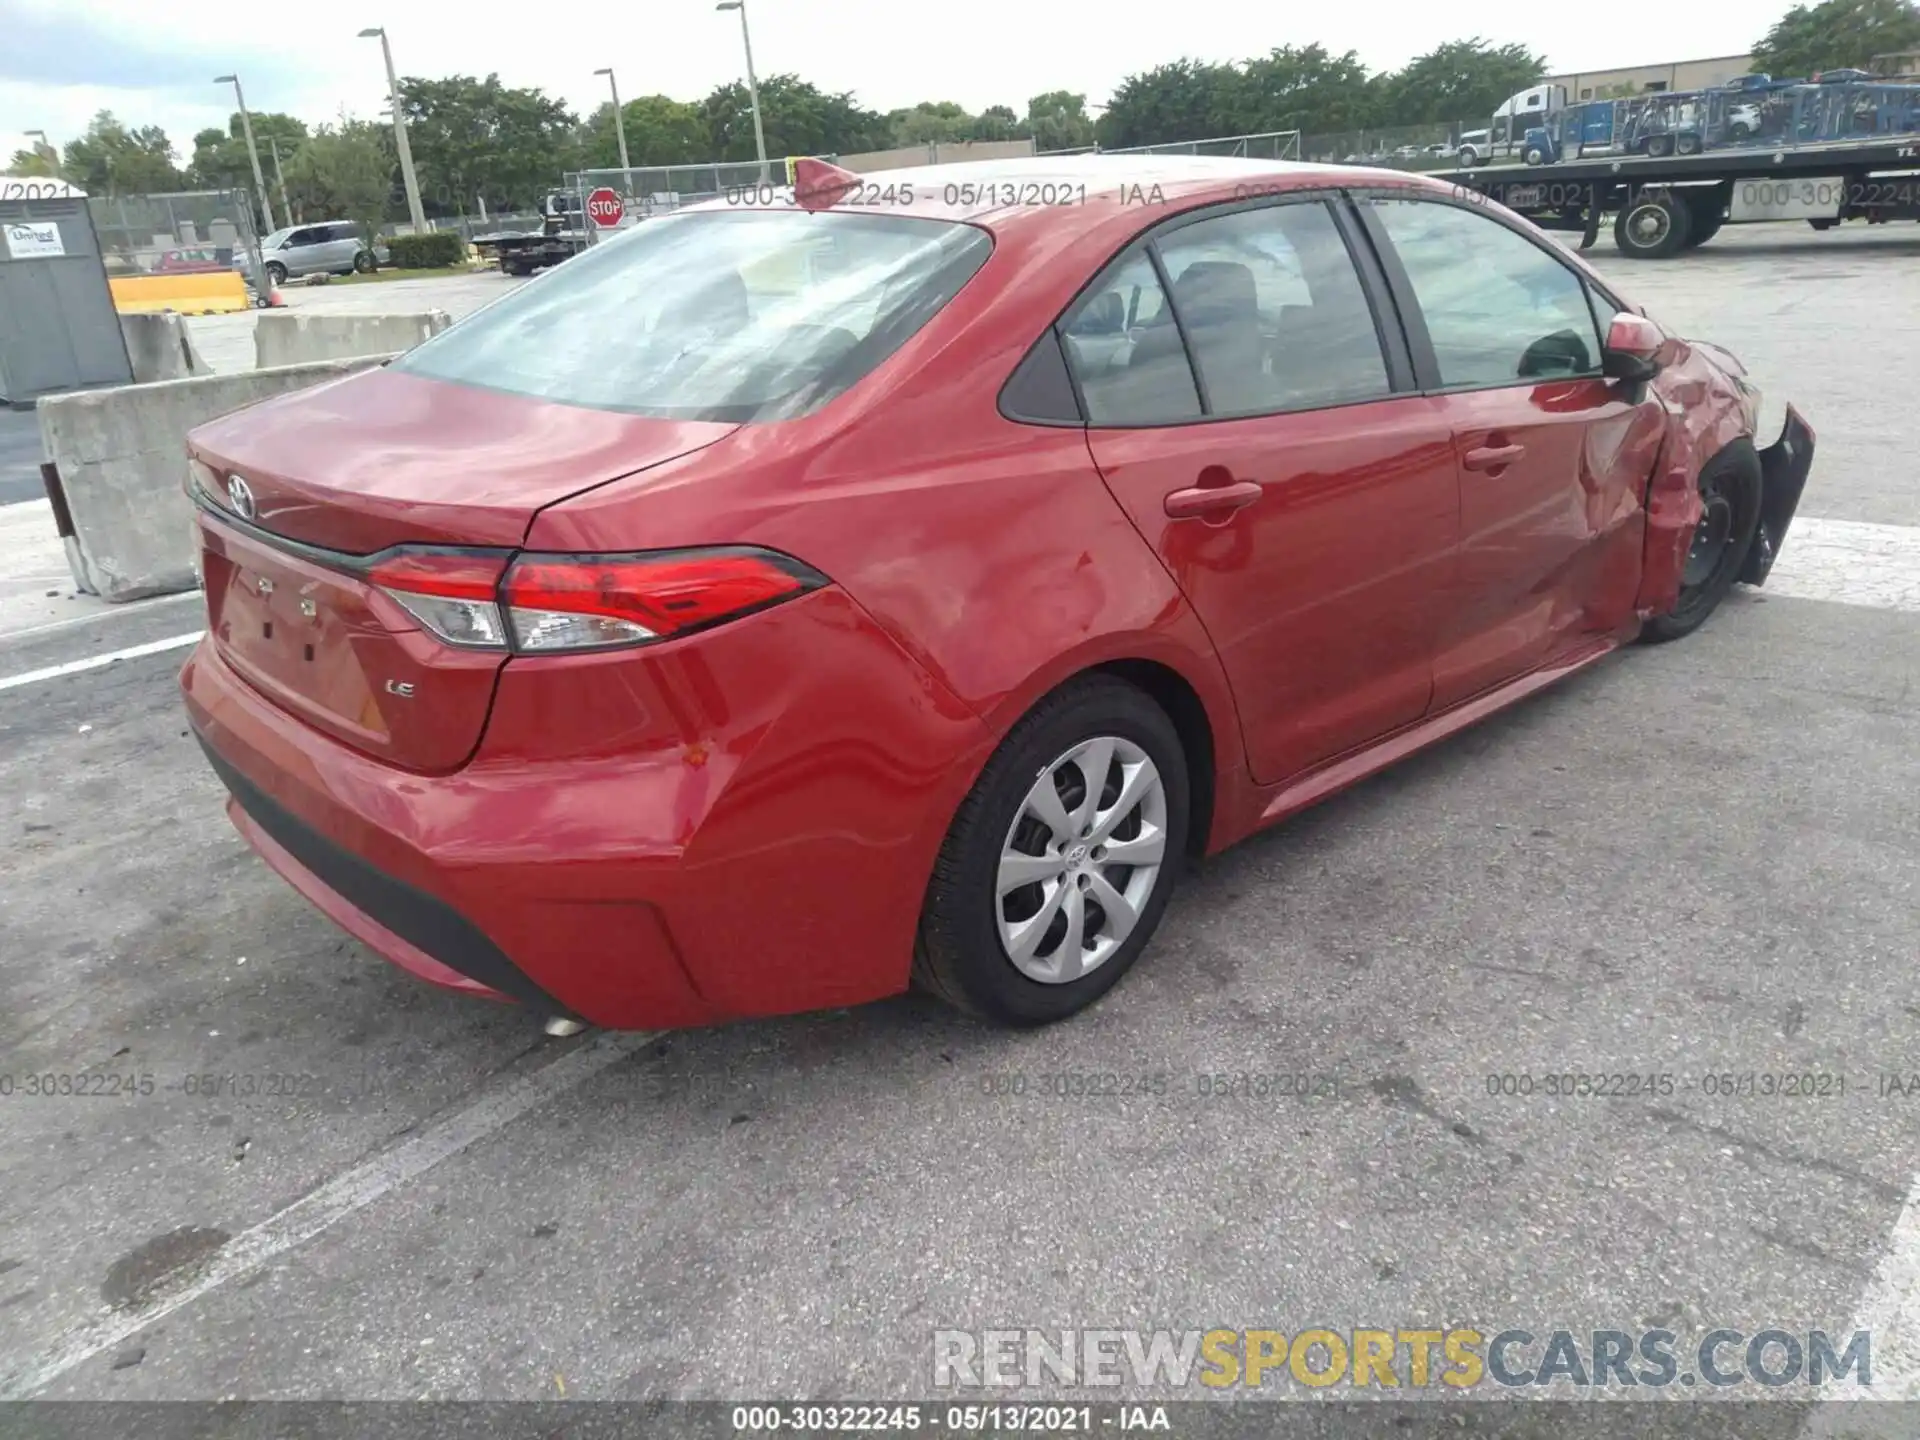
[2,225,1918,1421]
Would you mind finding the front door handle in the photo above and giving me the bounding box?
[1463,443,1526,472]
[1164,479,1263,520]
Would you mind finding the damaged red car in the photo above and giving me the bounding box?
[180,157,1813,1031]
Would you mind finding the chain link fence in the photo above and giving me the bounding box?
[1037,123,1492,171]
[86,188,266,277]
[1038,130,1303,160]
[1298,122,1464,169]
[568,160,785,218]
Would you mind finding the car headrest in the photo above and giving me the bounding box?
[1174,260,1257,323]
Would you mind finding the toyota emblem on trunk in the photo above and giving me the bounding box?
[227,475,256,521]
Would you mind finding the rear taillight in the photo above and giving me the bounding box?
[502,549,823,652]
[368,550,512,649]
[367,545,824,654]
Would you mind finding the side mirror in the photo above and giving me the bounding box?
[1602,311,1664,383]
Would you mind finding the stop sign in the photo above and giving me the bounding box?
[586,187,624,228]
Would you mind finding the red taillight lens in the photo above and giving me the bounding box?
[367,549,512,649]
[501,547,826,653]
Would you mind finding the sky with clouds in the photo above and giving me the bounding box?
[2,0,1774,164]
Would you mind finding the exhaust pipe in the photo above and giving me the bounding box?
[542,1017,587,1038]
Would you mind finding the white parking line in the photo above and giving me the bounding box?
[1798,1180,1920,1434]
[1765,517,1920,614]
[0,631,204,693]
[2,590,202,643]
[0,1030,651,1399]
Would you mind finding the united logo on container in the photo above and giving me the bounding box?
[586,188,624,228]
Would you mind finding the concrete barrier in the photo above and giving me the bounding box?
[119,313,211,384]
[109,271,251,316]
[37,356,395,602]
[254,310,451,368]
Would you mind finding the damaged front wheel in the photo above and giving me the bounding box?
[1641,443,1762,643]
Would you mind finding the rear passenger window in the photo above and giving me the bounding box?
[1156,203,1391,417]
[1058,247,1201,426]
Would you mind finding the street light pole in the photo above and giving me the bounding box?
[715,1,769,184]
[594,67,631,195]
[214,74,277,232]
[269,135,292,224]
[359,26,428,233]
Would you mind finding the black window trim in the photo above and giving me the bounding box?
[1000,188,1419,431]
[1142,239,1213,416]
[998,326,1083,428]
[1348,187,1620,396]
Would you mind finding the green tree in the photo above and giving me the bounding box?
[187,112,309,191]
[974,104,1023,142]
[1026,90,1095,151]
[397,74,578,215]
[1231,44,1380,133]
[889,101,976,145]
[7,145,62,178]
[702,75,891,162]
[1097,59,1241,148]
[283,121,394,241]
[1753,0,1920,75]
[61,111,182,196]
[580,95,708,172]
[1375,38,1548,124]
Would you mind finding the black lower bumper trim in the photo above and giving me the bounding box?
[1742,406,1815,587]
[196,735,575,1020]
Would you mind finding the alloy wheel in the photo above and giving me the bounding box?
[996,736,1168,985]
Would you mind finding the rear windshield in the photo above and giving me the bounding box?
[394,210,993,422]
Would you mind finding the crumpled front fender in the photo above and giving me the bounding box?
[1633,340,1761,619]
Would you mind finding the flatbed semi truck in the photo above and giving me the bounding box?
[1437,132,1920,257]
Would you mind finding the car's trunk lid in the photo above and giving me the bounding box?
[189,367,737,772]
[189,366,736,550]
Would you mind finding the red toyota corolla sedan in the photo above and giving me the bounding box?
[181,156,1813,1032]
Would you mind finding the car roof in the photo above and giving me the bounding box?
[687,155,1449,235]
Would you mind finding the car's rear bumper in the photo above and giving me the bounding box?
[181,588,991,1030]
[1741,405,1816,586]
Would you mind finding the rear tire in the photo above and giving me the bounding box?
[914,676,1190,1026]
[1614,193,1692,258]
[1676,133,1703,156]
[1683,192,1727,248]
[1641,442,1762,643]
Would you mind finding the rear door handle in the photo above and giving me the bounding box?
[1462,443,1526,472]
[1164,479,1263,520]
